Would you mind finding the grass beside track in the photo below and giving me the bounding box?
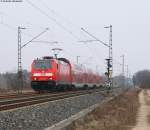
[70,88,140,130]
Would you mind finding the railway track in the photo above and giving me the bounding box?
[0,92,38,100]
[0,88,104,111]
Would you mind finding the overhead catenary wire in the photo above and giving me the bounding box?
[0,12,35,38]
[79,27,111,68]
[0,22,35,38]
[81,28,109,47]
[0,22,16,31]
[113,58,130,77]
[1,2,107,68]
[26,0,80,41]
[30,41,58,44]
[0,22,60,47]
[29,1,106,67]
[36,0,90,40]
[0,2,111,74]
[0,11,48,31]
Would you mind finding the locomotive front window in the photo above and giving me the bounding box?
[34,60,52,69]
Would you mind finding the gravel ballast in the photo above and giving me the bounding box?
[0,88,124,130]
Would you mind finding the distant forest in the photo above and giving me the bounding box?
[133,70,150,88]
[0,70,30,92]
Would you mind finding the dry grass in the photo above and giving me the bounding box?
[70,89,140,130]
[144,89,150,124]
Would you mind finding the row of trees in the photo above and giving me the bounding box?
[113,70,150,89]
[0,70,31,92]
[0,69,149,92]
[133,70,150,88]
[113,75,133,88]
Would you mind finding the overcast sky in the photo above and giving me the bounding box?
[0,0,150,76]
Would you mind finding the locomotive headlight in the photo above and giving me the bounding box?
[45,73,53,76]
[33,73,41,76]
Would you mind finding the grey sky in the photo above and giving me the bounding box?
[0,0,150,75]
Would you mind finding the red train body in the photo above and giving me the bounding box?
[31,56,102,91]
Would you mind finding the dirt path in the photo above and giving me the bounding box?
[131,89,150,130]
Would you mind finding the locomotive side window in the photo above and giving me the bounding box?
[34,60,52,69]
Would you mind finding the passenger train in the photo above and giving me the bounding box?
[31,56,103,91]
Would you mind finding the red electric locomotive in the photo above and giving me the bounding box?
[31,56,102,91]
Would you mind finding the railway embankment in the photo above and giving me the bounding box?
[0,87,124,130]
[68,88,140,130]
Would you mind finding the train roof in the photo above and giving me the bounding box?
[34,56,71,64]
[57,58,70,65]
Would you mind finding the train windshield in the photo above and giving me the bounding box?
[34,60,52,69]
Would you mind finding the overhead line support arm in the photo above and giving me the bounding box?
[81,28,109,47]
[21,28,49,49]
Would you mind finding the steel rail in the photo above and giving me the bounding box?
[0,89,92,102]
[0,92,38,100]
[0,90,78,100]
[0,88,103,111]
[0,90,87,105]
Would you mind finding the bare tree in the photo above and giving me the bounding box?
[0,70,31,92]
[133,70,150,88]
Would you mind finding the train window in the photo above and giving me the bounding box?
[34,60,52,69]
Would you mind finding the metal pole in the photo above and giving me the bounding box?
[122,55,125,77]
[110,25,113,71]
[76,56,80,64]
[18,27,21,74]
[105,58,111,89]
[109,25,113,87]
[105,25,113,87]
[127,65,128,78]
[127,65,129,87]
[17,27,48,93]
[18,26,23,93]
[121,55,125,87]
[80,27,113,87]
[96,65,98,73]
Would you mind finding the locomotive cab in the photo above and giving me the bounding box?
[31,57,57,91]
[31,56,72,91]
